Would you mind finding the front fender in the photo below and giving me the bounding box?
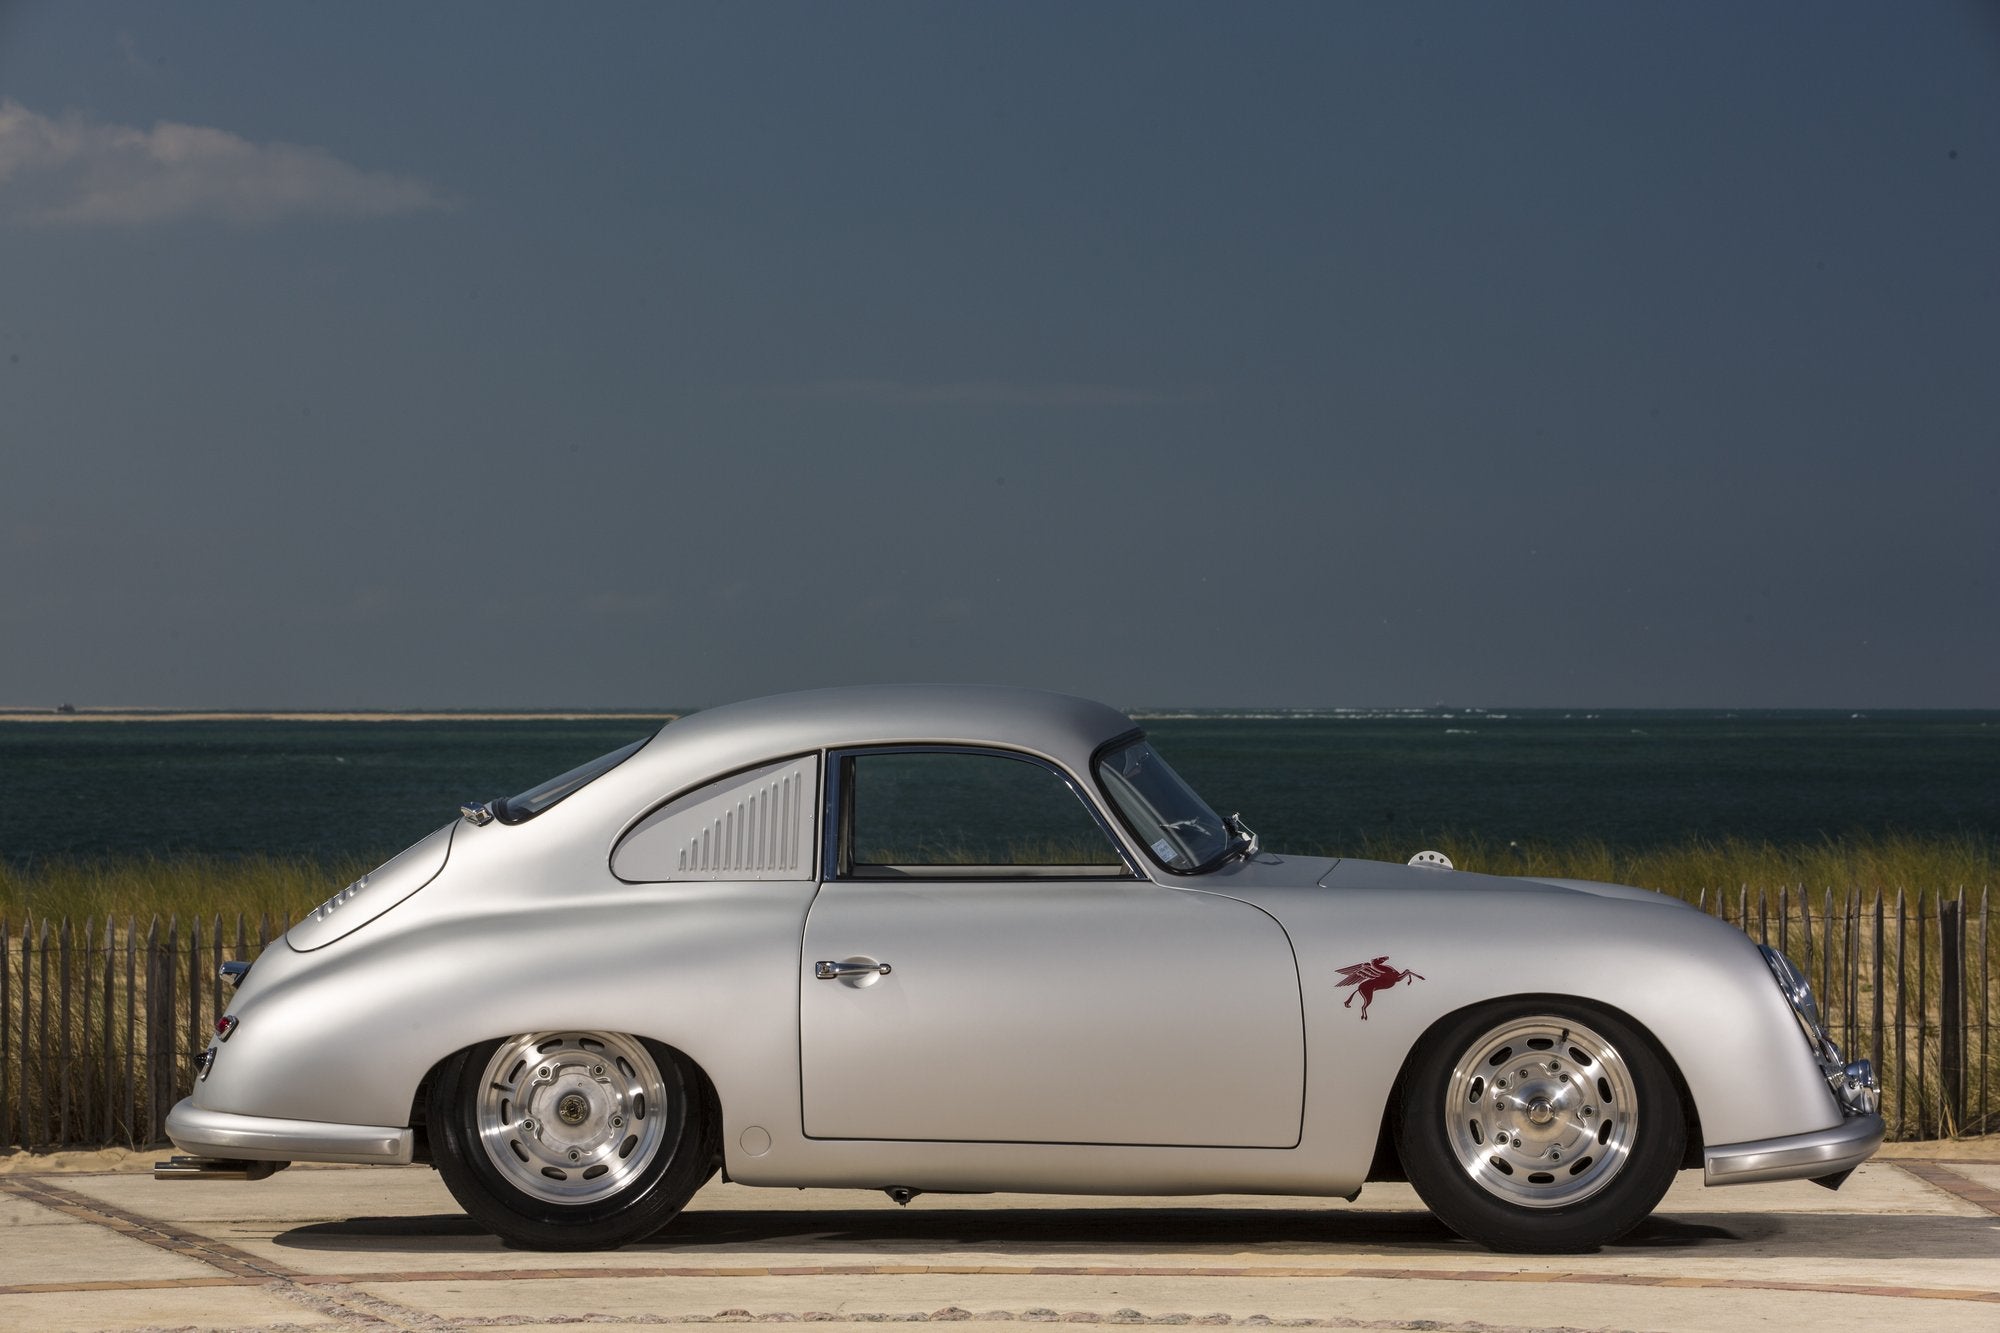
[1236,883,1839,1187]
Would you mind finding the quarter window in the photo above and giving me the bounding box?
[838,750,1129,879]
[612,755,818,882]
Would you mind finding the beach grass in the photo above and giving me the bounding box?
[0,852,375,926]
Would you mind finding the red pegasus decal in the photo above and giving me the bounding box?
[1336,955,1425,1020]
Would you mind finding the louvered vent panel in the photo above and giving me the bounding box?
[612,755,817,882]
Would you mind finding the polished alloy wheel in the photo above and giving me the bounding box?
[1443,1015,1638,1208]
[474,1031,670,1205]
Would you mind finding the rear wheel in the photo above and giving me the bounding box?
[1396,1001,1683,1252]
[430,1031,713,1249]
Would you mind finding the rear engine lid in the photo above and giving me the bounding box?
[287,822,454,952]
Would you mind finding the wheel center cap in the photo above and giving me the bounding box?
[1527,1097,1555,1126]
[556,1093,590,1126]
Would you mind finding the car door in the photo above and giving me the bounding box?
[799,747,1305,1148]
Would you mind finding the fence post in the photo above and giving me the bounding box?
[36,919,50,1148]
[1940,894,1966,1134]
[58,918,72,1146]
[19,920,33,1148]
[1983,886,1991,1136]
[1,917,10,1148]
[1844,888,1859,1055]
[124,917,138,1146]
[1918,894,1931,1138]
[211,912,225,1026]
[1894,888,1907,1140]
[80,919,95,1148]
[23,919,41,1148]
[102,921,115,1144]
[144,916,167,1144]
[186,916,203,1093]
[1871,892,1884,1079]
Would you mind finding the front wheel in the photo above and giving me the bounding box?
[1395,1001,1684,1252]
[429,1031,714,1249]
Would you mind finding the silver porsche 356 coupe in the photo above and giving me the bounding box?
[164,685,1882,1252]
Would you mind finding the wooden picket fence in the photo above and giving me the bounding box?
[1,913,291,1150]
[0,887,1992,1149]
[1688,884,1993,1140]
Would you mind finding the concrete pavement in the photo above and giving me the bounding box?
[1,1143,1996,1333]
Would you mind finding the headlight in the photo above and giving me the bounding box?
[1759,945,1879,1117]
[1759,946,1822,1030]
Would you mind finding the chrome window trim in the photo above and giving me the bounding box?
[1089,729,1237,878]
[819,744,1144,883]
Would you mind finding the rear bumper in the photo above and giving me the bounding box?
[165,1098,413,1165]
[1703,1112,1884,1187]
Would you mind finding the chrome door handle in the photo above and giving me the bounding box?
[815,960,892,980]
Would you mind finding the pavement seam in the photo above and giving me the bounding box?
[1890,1161,2000,1216]
[0,1174,294,1280]
[0,1176,457,1331]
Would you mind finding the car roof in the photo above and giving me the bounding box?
[645,684,1139,779]
[528,687,1144,840]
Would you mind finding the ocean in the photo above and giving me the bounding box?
[1,709,1994,865]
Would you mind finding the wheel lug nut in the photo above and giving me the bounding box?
[537,1065,552,1080]
[591,1063,606,1077]
[519,1117,536,1133]
[567,1148,582,1163]
[1559,1073,1570,1083]
[610,1114,625,1129]
[1495,1079,1508,1091]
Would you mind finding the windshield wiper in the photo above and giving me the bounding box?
[1223,812,1260,862]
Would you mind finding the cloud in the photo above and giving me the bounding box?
[767,379,1209,409]
[0,99,453,226]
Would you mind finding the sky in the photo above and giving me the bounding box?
[2,2,1996,710]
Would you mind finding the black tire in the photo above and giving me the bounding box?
[429,1031,715,1249]
[1395,1000,1684,1253]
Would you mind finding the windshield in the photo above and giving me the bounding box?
[1093,735,1232,872]
[494,738,648,824]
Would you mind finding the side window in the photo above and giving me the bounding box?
[612,755,818,882]
[840,750,1129,879]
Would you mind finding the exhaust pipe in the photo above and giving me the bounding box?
[153,1155,290,1181]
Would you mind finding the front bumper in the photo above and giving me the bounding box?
[165,1098,414,1165]
[1703,1111,1885,1187]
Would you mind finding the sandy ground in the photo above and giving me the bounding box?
[3,1149,1999,1333]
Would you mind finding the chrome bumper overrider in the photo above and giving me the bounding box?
[165,1098,414,1165]
[1703,1111,1885,1187]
